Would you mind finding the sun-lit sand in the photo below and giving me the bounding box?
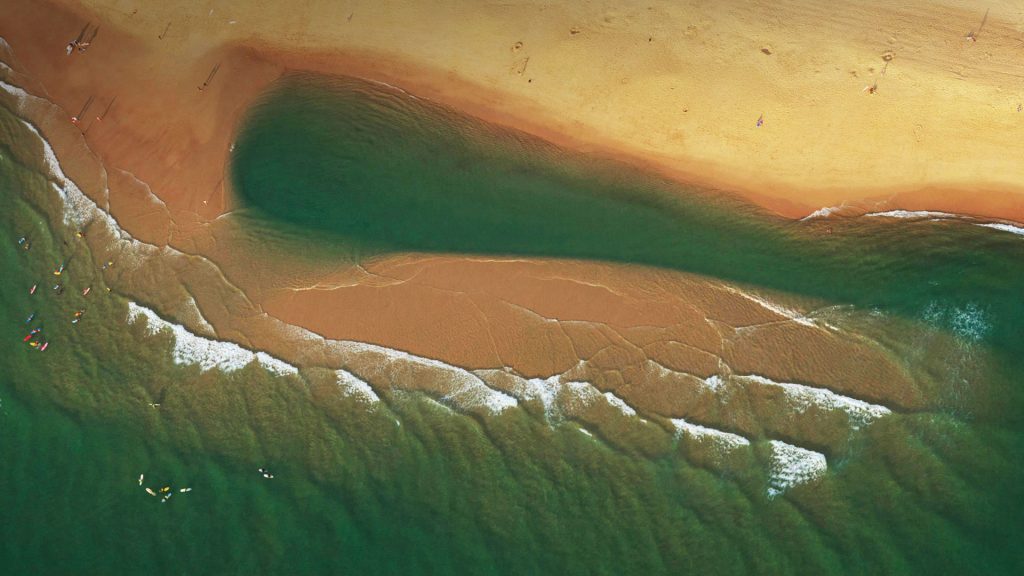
[0,0,1012,423]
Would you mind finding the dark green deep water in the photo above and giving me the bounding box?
[1,74,1023,574]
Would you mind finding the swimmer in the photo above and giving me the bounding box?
[179,488,192,493]
[160,486,171,493]
[25,313,35,324]
[139,474,144,486]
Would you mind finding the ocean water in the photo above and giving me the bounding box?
[1,70,1023,575]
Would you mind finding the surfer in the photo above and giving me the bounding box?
[39,342,49,352]
[83,287,91,296]
[29,284,37,295]
[258,467,274,479]
[139,474,144,486]
[25,313,35,324]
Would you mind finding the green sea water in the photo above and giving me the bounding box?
[2,73,1023,575]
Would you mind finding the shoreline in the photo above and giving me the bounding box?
[0,0,1020,392]
[3,0,1024,227]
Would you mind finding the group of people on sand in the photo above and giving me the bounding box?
[66,23,97,55]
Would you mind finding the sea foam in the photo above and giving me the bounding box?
[342,342,518,414]
[864,210,959,219]
[978,222,1024,236]
[767,440,827,498]
[336,370,380,403]
[127,302,299,376]
[670,418,750,450]
[738,374,891,429]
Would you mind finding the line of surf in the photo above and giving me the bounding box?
[737,374,891,429]
[127,302,299,376]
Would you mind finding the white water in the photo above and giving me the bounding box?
[336,370,380,403]
[767,440,827,498]
[737,374,891,429]
[670,418,750,450]
[128,302,299,376]
[342,342,518,414]
[978,222,1024,236]
[864,210,959,219]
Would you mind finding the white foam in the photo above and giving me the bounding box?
[602,391,637,416]
[343,342,517,414]
[722,286,816,328]
[127,302,298,376]
[864,210,959,219]
[703,374,724,392]
[978,222,1024,236]
[335,369,380,403]
[949,302,990,342]
[922,301,991,342]
[800,203,846,221]
[738,374,890,429]
[766,440,827,498]
[671,418,750,450]
[515,375,561,419]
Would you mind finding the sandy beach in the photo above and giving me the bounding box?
[0,0,1019,401]
[5,0,1024,216]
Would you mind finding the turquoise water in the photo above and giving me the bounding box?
[2,73,1024,574]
